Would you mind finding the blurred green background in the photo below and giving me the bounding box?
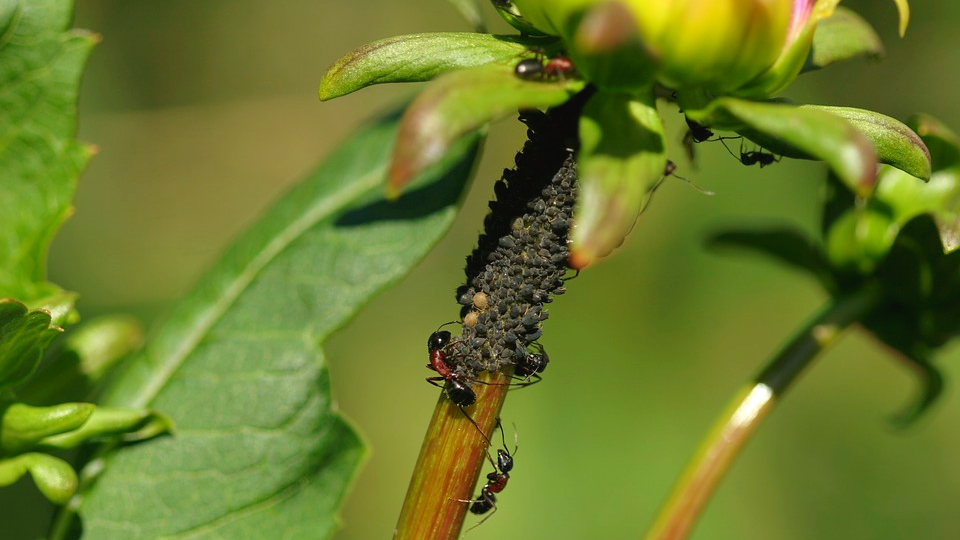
[5,1,960,539]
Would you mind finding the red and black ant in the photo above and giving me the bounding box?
[426,326,477,407]
[458,419,517,531]
[514,53,577,81]
[720,137,780,168]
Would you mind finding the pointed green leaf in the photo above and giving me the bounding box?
[0,401,93,453]
[388,63,583,194]
[802,7,884,73]
[0,299,62,390]
[491,0,551,36]
[38,406,172,450]
[319,32,561,100]
[706,228,833,290]
[687,97,877,197]
[74,107,482,539]
[804,105,931,181]
[0,0,97,308]
[0,452,77,505]
[571,89,665,268]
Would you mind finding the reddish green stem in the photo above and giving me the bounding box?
[643,286,880,540]
[394,369,511,540]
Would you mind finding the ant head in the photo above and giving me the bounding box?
[496,449,513,474]
[427,330,451,352]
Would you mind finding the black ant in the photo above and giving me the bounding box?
[720,137,780,168]
[458,419,517,531]
[682,117,715,163]
[514,342,549,384]
[514,53,576,81]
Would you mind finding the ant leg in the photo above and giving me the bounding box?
[426,376,445,388]
[562,268,580,282]
[456,406,499,469]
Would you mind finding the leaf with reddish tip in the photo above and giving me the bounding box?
[802,7,884,73]
[318,33,561,101]
[388,63,584,196]
[570,89,665,268]
[805,105,930,181]
[686,97,877,197]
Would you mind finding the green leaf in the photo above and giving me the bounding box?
[388,63,583,195]
[804,105,931,181]
[318,32,561,101]
[0,401,93,454]
[706,228,833,290]
[491,0,551,36]
[0,0,97,308]
[0,299,62,390]
[802,7,884,73]
[73,107,483,539]
[0,452,77,505]
[38,406,172,450]
[687,97,877,197]
[570,89,665,268]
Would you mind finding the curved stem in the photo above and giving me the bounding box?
[394,369,511,540]
[643,285,881,540]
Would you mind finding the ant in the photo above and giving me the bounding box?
[682,117,715,163]
[514,52,576,81]
[720,137,780,168]
[426,326,476,407]
[458,419,517,531]
[514,342,549,384]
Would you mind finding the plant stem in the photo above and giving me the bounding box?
[394,369,512,540]
[643,286,880,540]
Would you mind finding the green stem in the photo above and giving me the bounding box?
[643,285,881,540]
[394,369,511,540]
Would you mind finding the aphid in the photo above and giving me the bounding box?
[472,291,490,311]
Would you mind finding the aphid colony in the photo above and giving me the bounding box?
[420,98,583,528]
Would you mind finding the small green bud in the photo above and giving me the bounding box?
[0,452,78,505]
[1,402,94,454]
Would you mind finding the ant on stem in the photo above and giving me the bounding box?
[457,419,518,532]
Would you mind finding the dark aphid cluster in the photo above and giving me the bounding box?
[443,102,580,376]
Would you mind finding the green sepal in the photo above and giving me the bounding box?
[883,348,943,428]
[801,7,884,74]
[38,406,173,450]
[909,114,960,252]
[0,452,77,505]
[388,63,583,195]
[804,105,931,181]
[0,299,63,390]
[318,32,561,101]
[570,89,665,268]
[685,97,877,197]
[0,402,94,454]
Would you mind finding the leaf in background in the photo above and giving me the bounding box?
[0,0,97,309]
[570,89,665,268]
[319,33,561,101]
[388,63,583,195]
[73,107,483,539]
[686,97,877,197]
[802,7,884,74]
[706,228,834,291]
[910,114,960,252]
[0,299,62,390]
[446,0,485,31]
